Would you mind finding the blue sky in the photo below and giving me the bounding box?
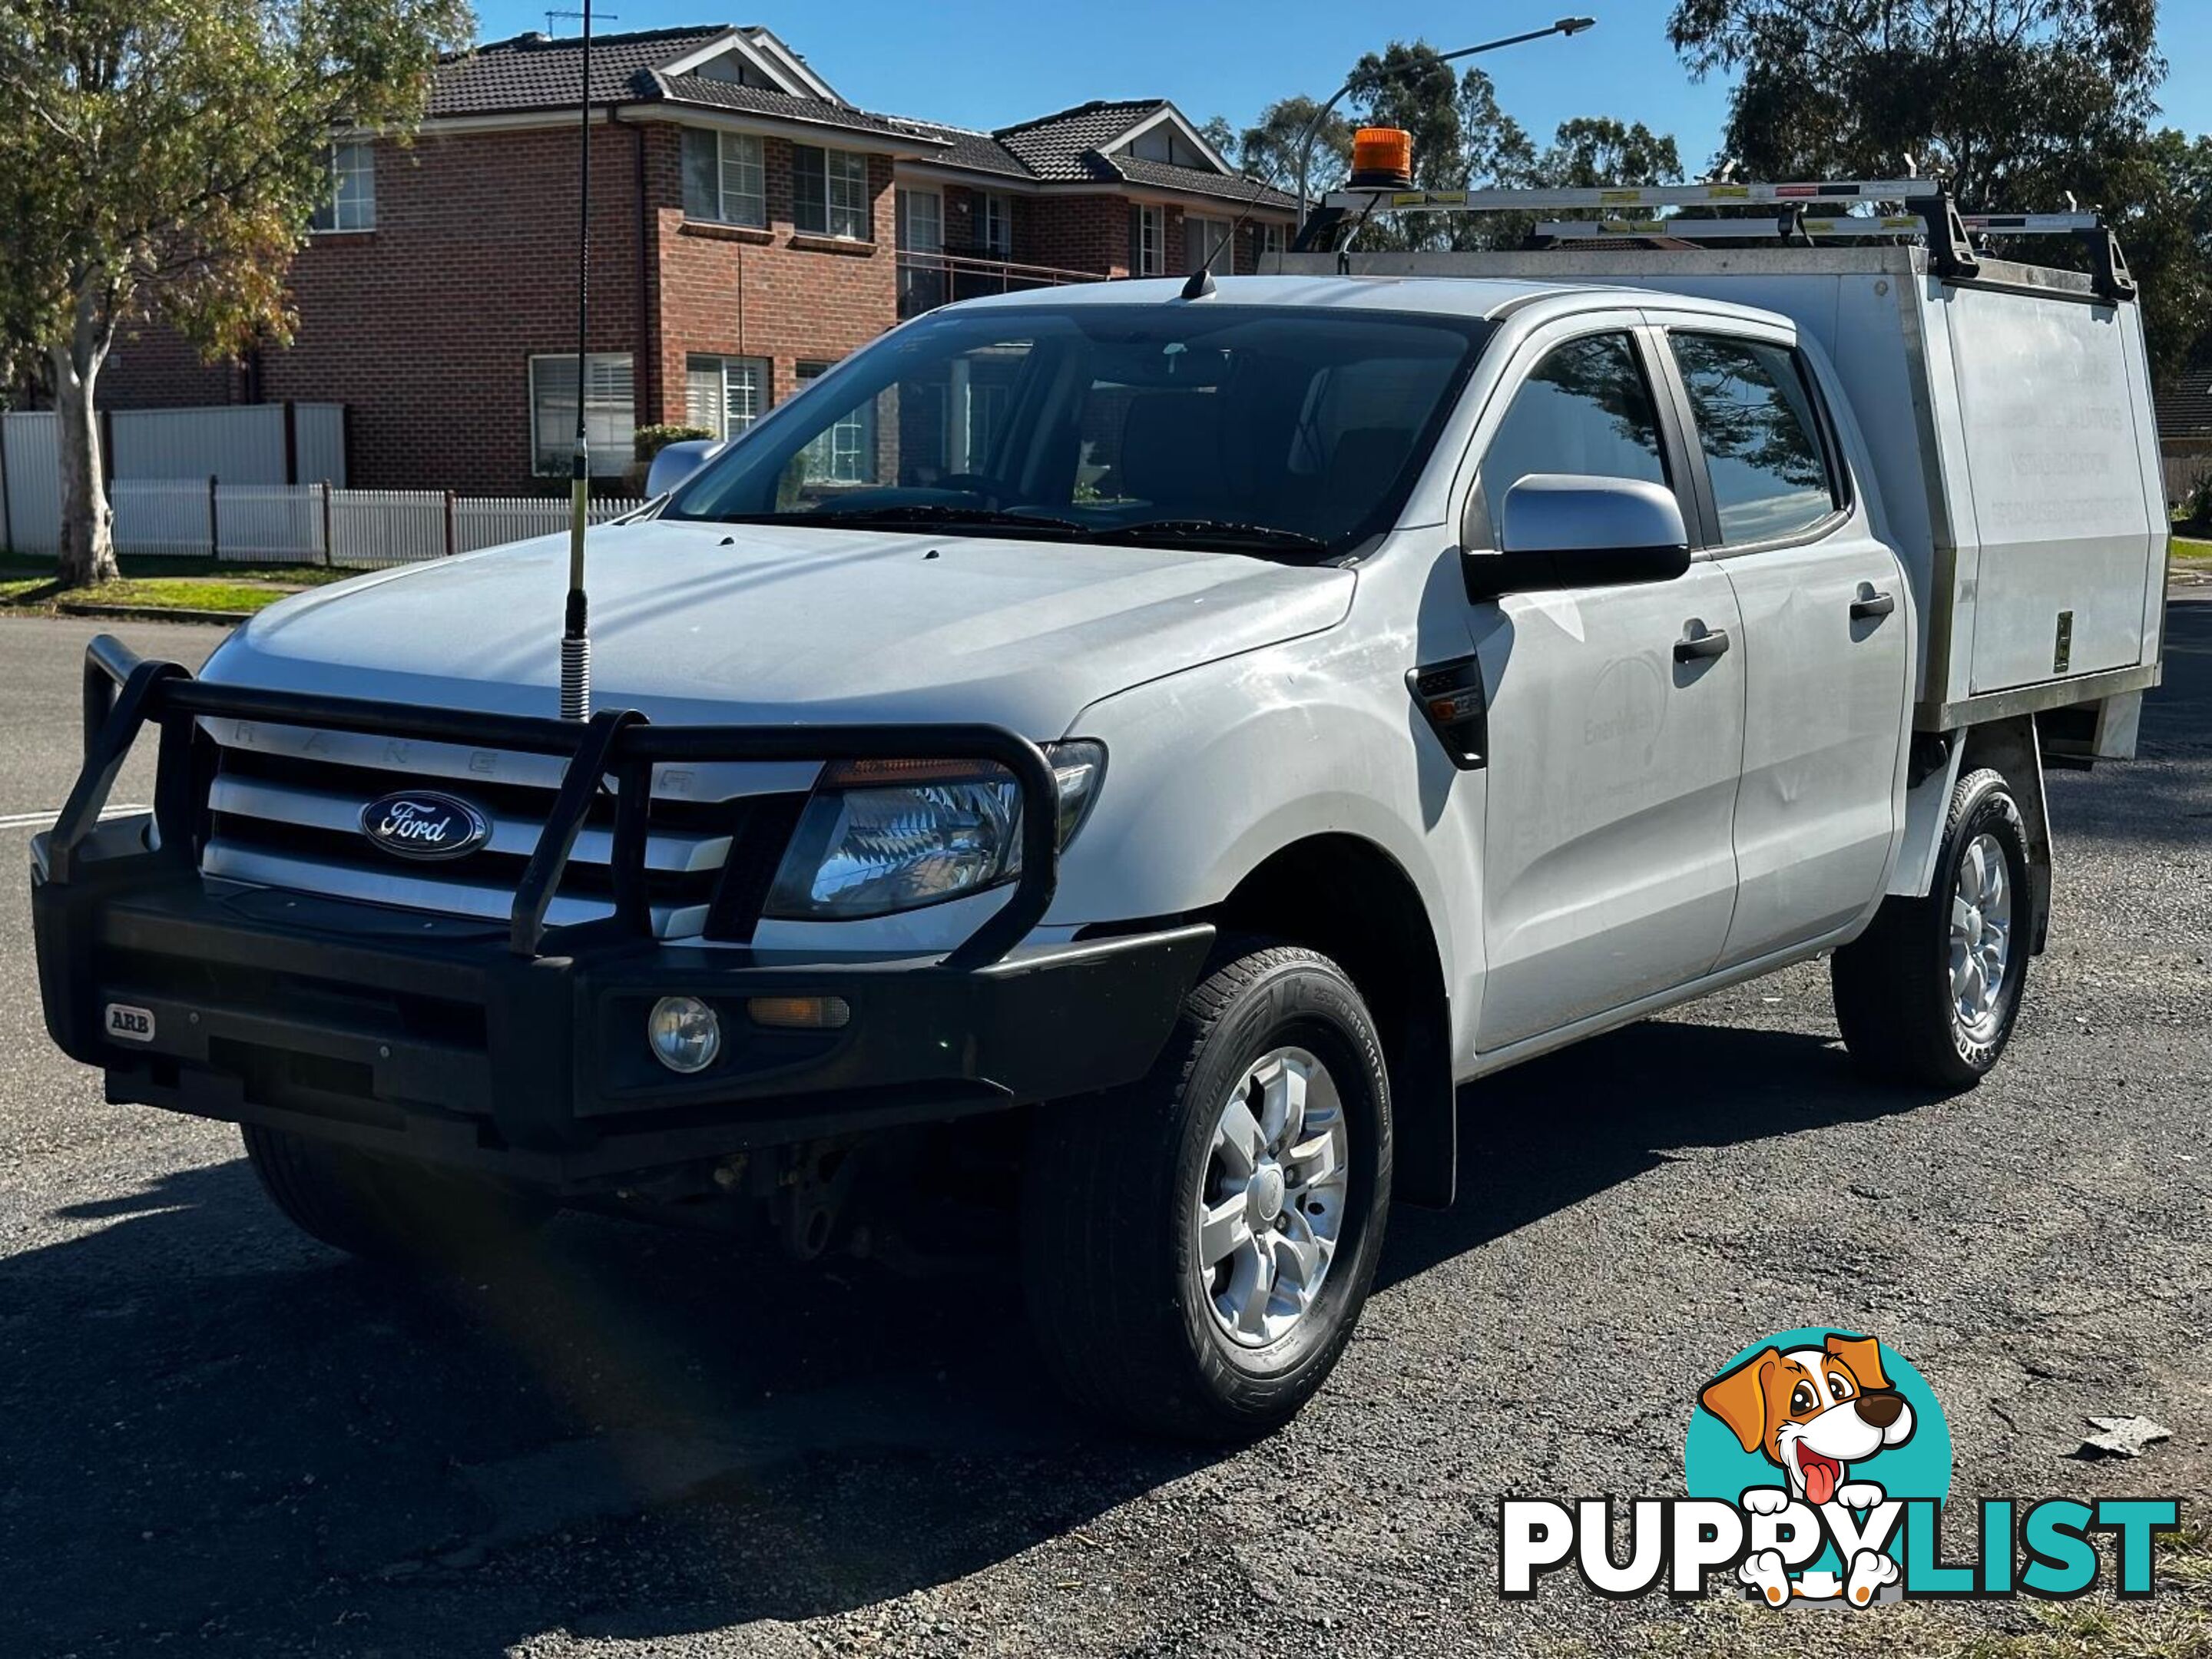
[483,0,2212,170]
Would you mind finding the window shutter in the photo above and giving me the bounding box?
[686,359,725,436]
[682,129,716,218]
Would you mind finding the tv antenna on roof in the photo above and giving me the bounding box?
[544,8,614,33]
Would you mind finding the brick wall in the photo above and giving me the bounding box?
[101,326,243,409]
[253,126,647,494]
[1025,194,1141,279]
[651,129,897,427]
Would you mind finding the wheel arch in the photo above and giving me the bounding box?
[1207,833,1457,1208]
[1891,717,2053,954]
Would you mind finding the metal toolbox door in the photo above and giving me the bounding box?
[1944,285,2157,694]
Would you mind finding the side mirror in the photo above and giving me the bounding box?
[1462,473,1691,601]
[645,438,724,501]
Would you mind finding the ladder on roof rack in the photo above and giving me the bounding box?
[1292,177,2137,303]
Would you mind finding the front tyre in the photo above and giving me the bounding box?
[243,1125,550,1268]
[1832,766,2033,1088]
[1022,944,1392,1441]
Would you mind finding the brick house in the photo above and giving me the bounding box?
[99,25,1301,494]
[2157,363,2212,459]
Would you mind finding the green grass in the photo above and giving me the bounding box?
[0,553,362,616]
[2174,535,2212,564]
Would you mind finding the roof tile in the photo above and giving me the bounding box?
[995,99,1163,181]
[1108,154,1299,210]
[655,75,947,144]
[422,28,1295,207]
[430,26,729,117]
[2156,371,2212,439]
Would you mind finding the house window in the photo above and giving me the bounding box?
[796,359,874,483]
[681,129,766,227]
[1261,222,1288,259]
[530,353,635,477]
[896,187,942,253]
[310,141,376,233]
[794,146,870,240]
[685,354,769,439]
[982,191,1012,257]
[1184,214,1230,273]
[1134,204,1164,275]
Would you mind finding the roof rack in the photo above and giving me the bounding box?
[1293,177,2137,303]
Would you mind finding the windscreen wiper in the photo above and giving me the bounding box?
[1091,518,1332,555]
[767,504,1088,535]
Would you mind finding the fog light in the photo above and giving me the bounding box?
[747,995,852,1031]
[647,995,721,1073]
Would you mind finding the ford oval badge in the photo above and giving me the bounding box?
[359,790,491,862]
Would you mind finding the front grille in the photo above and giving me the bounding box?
[196,719,810,939]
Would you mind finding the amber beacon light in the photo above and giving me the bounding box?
[1292,18,1597,218]
[1349,128,1416,190]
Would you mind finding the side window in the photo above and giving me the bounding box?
[1476,332,1669,543]
[1671,335,1839,545]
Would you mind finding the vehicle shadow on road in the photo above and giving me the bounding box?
[1382,1017,1938,1290]
[0,1017,1935,1653]
[0,1149,1209,1652]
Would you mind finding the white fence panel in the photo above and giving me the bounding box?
[295,404,347,487]
[455,496,641,554]
[215,483,324,562]
[331,489,447,567]
[112,479,214,555]
[111,405,290,484]
[2,410,61,554]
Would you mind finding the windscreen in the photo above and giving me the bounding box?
[665,303,1491,557]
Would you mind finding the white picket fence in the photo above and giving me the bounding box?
[97,480,641,567]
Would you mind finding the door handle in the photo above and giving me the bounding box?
[1674,625,1731,664]
[1850,589,1896,621]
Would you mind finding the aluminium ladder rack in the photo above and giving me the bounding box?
[1292,177,2136,302]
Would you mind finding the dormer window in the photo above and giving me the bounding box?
[690,51,782,89]
[1124,124,1210,169]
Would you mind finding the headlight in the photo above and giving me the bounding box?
[763,740,1104,920]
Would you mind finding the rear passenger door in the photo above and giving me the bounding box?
[1659,327,1912,967]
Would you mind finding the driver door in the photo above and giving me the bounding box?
[1465,320,1748,1051]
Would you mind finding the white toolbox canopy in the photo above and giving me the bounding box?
[1281,180,2169,732]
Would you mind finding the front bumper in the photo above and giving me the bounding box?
[31,637,1211,1193]
[34,818,1210,1190]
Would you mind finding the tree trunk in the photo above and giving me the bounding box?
[52,306,119,588]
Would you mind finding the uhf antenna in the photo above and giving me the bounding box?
[558,0,594,720]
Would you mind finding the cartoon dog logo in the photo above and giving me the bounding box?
[1699,1333,1916,1606]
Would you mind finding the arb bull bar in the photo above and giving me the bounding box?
[32,637,1210,1190]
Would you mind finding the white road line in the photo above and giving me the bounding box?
[0,804,151,833]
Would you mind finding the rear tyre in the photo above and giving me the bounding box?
[1021,943,1392,1441]
[242,1125,550,1267]
[1832,767,2032,1088]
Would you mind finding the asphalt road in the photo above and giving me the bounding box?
[0,607,2207,1657]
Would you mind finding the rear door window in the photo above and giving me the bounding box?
[1671,335,1839,545]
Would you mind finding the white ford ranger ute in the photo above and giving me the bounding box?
[32,247,2168,1439]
